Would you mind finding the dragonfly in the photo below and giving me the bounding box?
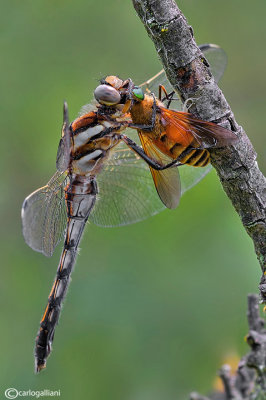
[21,43,229,372]
[94,45,238,209]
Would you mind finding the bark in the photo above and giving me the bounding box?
[190,295,266,400]
[131,0,266,301]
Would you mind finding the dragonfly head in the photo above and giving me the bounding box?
[96,76,145,114]
[102,75,124,90]
[94,84,121,106]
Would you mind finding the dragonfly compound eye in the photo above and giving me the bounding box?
[94,84,121,106]
[132,86,144,101]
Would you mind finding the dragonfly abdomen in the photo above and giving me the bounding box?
[35,176,97,372]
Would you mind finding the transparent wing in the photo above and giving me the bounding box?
[128,126,212,200]
[79,100,98,116]
[56,102,71,172]
[89,132,165,227]
[125,128,212,196]
[179,164,212,195]
[200,43,227,83]
[139,43,227,111]
[90,129,212,227]
[21,171,68,257]
[139,70,182,110]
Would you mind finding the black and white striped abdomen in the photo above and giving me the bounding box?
[70,119,118,175]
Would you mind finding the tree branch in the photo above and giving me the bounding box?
[131,0,266,301]
[190,294,266,400]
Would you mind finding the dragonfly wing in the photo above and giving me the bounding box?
[127,128,211,199]
[140,70,183,112]
[78,100,98,116]
[200,43,227,83]
[21,171,68,257]
[89,137,165,227]
[179,164,212,195]
[56,102,71,172]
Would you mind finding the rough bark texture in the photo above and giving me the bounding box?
[132,0,266,301]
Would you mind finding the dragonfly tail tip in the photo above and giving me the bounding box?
[35,359,46,374]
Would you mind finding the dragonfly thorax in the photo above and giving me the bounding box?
[70,117,121,176]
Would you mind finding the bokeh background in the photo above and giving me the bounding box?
[1,1,265,399]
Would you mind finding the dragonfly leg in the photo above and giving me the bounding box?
[120,134,182,170]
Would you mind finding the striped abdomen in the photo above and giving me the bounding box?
[156,132,210,167]
[70,111,120,175]
[35,111,121,372]
[35,176,97,372]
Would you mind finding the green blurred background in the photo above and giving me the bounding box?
[1,0,265,399]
